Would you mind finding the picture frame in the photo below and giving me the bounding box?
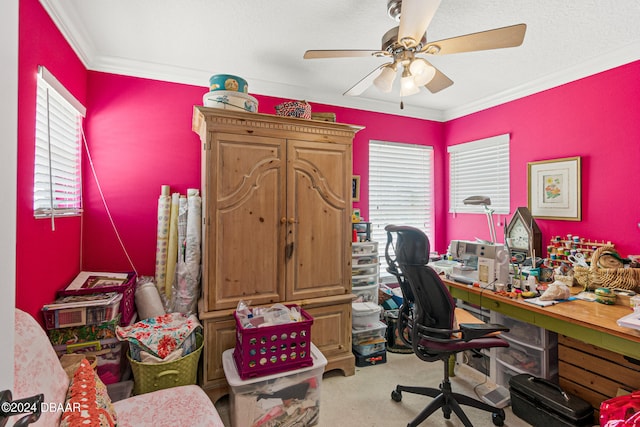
[528,156,581,221]
[352,175,360,202]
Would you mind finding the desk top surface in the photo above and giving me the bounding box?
[443,278,640,344]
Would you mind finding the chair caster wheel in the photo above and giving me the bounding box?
[391,389,402,402]
[492,411,505,426]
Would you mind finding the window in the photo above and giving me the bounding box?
[448,134,510,215]
[369,140,434,280]
[33,66,85,219]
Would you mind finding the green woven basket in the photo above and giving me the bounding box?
[129,333,203,395]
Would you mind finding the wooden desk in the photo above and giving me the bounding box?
[444,278,640,359]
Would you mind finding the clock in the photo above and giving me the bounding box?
[506,207,542,260]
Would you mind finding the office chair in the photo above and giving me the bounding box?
[385,225,510,427]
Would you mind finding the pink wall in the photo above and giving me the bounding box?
[445,62,640,257]
[16,0,88,319]
[82,77,445,277]
[16,0,640,322]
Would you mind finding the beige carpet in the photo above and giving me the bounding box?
[214,351,534,427]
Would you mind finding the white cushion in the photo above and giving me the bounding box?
[12,309,69,426]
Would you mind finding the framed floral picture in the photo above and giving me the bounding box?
[528,156,581,220]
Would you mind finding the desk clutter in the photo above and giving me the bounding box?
[545,235,640,293]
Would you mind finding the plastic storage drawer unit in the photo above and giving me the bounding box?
[223,343,327,427]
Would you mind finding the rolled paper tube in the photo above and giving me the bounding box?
[165,193,180,298]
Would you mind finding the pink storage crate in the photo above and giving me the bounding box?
[233,305,314,380]
[57,272,137,326]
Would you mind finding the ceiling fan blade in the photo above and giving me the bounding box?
[423,61,453,93]
[304,49,381,59]
[343,64,387,96]
[425,23,526,55]
[398,0,441,46]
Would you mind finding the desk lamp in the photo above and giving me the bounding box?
[463,196,497,244]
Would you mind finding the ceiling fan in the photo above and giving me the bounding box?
[303,0,526,104]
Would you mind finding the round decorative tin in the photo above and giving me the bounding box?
[595,287,616,305]
[203,90,258,113]
[275,100,311,119]
[209,74,248,93]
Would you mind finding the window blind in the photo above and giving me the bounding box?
[448,134,510,215]
[369,140,434,279]
[33,66,85,218]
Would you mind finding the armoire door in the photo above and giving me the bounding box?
[205,132,287,310]
[285,139,352,301]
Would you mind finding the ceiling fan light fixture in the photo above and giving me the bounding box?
[373,63,397,93]
[409,58,436,86]
[400,66,420,96]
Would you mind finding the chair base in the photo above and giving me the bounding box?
[391,363,505,427]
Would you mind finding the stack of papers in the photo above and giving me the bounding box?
[523,297,575,307]
[617,311,640,330]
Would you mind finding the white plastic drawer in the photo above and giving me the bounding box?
[352,273,377,288]
[352,254,379,266]
[491,312,558,349]
[352,283,378,304]
[352,264,378,277]
[495,358,558,388]
[495,335,558,378]
[352,241,378,255]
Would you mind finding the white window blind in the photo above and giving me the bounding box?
[448,134,510,215]
[369,140,434,279]
[33,66,85,218]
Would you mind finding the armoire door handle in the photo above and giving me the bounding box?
[285,242,295,260]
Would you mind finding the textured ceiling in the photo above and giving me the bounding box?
[41,0,640,121]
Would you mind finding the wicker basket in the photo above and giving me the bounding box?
[128,333,203,395]
[574,246,640,292]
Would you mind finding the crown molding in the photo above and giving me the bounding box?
[38,0,640,124]
[443,42,640,121]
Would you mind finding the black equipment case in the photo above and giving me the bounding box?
[509,374,594,426]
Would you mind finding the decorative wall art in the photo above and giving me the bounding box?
[528,156,581,221]
[352,176,360,202]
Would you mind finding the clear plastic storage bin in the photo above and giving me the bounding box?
[223,343,327,427]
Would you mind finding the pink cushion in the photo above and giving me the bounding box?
[12,309,70,426]
[113,385,224,427]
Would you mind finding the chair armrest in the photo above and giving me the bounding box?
[459,323,509,342]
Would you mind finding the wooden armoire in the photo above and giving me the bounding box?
[192,106,361,402]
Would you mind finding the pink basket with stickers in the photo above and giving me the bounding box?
[233,305,314,380]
